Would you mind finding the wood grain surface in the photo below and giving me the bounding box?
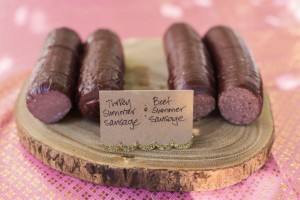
[15,39,274,191]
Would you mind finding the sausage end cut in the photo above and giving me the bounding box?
[218,88,262,125]
[27,90,72,123]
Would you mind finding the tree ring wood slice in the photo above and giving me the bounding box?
[15,38,274,191]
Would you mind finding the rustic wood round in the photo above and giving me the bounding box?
[15,39,274,191]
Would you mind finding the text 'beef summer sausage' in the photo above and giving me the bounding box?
[204,26,263,125]
[164,23,216,119]
[77,29,125,121]
[26,27,82,123]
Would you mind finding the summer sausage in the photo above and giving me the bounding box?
[204,25,263,125]
[163,23,216,119]
[77,29,125,121]
[26,27,82,123]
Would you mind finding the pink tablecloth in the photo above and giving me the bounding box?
[1,0,300,199]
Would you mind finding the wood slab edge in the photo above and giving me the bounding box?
[15,114,274,192]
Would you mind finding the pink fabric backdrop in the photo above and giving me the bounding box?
[1,0,300,199]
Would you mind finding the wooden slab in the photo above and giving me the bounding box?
[14,39,274,191]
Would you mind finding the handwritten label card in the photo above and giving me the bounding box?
[99,90,193,150]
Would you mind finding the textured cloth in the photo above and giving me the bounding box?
[1,0,300,199]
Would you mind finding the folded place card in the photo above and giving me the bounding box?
[99,90,194,151]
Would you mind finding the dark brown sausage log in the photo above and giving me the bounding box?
[163,23,216,119]
[41,28,82,56]
[26,28,82,123]
[204,26,263,125]
[77,29,125,121]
